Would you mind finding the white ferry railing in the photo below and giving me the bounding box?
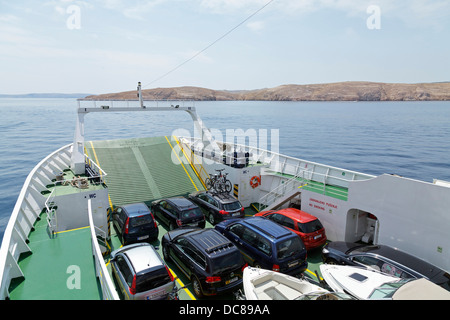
[258,170,310,211]
[87,199,119,300]
[181,137,375,188]
[85,154,108,184]
[44,189,57,236]
[77,99,195,109]
[0,143,73,299]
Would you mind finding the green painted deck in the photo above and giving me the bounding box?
[9,214,101,300]
[265,170,349,201]
[10,135,326,300]
[85,136,204,207]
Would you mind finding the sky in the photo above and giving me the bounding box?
[0,0,449,94]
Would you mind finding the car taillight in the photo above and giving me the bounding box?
[165,266,175,282]
[240,207,245,213]
[124,217,130,234]
[272,264,280,272]
[205,276,221,283]
[129,274,136,295]
[219,210,228,215]
[241,263,248,272]
[176,219,182,226]
[150,212,157,228]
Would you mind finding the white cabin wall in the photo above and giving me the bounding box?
[300,191,348,242]
[200,159,263,207]
[347,174,450,272]
[53,188,109,236]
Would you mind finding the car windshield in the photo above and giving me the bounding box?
[223,201,242,211]
[276,236,304,260]
[130,215,153,227]
[180,208,203,219]
[368,280,410,299]
[210,250,243,274]
[136,266,172,293]
[298,219,323,233]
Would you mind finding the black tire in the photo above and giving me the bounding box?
[224,180,232,193]
[192,275,203,298]
[162,243,170,261]
[205,178,212,190]
[208,213,216,225]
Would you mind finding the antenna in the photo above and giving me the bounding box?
[137,82,145,108]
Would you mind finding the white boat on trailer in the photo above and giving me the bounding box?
[242,266,353,300]
[320,264,450,300]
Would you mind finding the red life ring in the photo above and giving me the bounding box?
[250,175,261,188]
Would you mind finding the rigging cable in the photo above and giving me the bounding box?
[142,0,275,88]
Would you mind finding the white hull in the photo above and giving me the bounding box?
[243,267,329,300]
[319,265,398,299]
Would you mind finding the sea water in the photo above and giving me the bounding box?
[1,99,449,242]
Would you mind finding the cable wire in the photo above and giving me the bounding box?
[142,0,275,88]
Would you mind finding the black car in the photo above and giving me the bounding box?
[162,227,246,298]
[112,203,159,245]
[322,241,450,290]
[189,191,245,225]
[152,197,205,230]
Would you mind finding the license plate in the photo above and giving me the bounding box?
[288,260,299,268]
[138,235,149,240]
[232,212,240,217]
[226,277,238,285]
[314,234,322,240]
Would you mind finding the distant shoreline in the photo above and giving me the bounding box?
[3,81,450,101]
[84,81,450,101]
[0,93,91,99]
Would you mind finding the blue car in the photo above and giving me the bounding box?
[215,217,307,276]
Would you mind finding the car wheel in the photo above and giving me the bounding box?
[209,213,215,225]
[192,276,203,298]
[162,244,170,261]
[253,261,262,269]
[325,258,339,265]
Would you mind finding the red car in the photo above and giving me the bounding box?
[255,208,327,250]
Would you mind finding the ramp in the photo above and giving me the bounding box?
[85,136,204,207]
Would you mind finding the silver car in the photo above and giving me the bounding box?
[111,243,177,300]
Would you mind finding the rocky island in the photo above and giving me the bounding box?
[84,81,450,101]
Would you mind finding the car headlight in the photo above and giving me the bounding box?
[322,248,329,254]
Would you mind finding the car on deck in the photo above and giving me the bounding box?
[162,227,246,298]
[152,197,205,230]
[255,208,327,250]
[111,202,158,245]
[215,217,308,276]
[188,190,245,225]
[110,243,177,300]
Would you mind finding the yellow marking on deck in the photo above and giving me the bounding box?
[164,136,199,192]
[88,141,114,209]
[173,136,208,190]
[56,226,90,234]
[169,267,196,300]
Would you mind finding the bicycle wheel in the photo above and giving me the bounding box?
[205,178,212,190]
[214,180,225,193]
[224,180,232,193]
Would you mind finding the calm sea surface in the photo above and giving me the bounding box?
[1,99,450,242]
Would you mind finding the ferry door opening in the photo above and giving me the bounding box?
[345,209,379,244]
